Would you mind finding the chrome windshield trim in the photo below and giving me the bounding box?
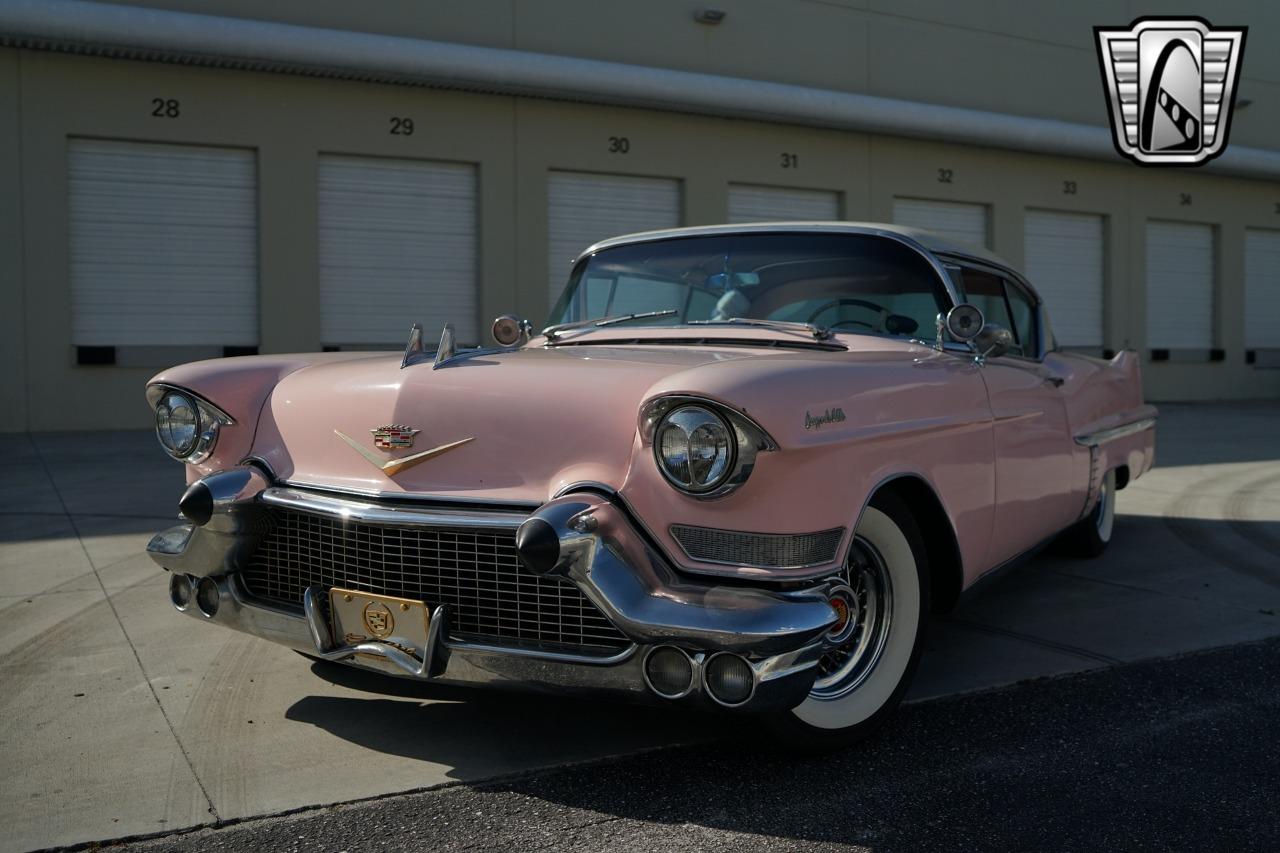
[259,486,529,529]
[1074,416,1158,447]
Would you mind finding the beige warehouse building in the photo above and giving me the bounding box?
[2,0,1279,432]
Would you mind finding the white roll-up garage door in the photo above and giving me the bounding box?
[547,171,681,306]
[1023,210,1105,348]
[892,198,989,249]
[68,139,258,346]
[319,155,478,346]
[728,184,840,223]
[1244,228,1280,350]
[1145,221,1214,350]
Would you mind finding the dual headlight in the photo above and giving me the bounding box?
[147,386,232,463]
[644,398,776,498]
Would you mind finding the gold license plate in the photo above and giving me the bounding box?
[328,587,431,675]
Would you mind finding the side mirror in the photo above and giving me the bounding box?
[492,314,532,347]
[974,323,1014,359]
[942,303,985,344]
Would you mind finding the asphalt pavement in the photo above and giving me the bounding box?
[119,636,1280,853]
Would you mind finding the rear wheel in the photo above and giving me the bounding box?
[768,491,930,750]
[1058,469,1116,558]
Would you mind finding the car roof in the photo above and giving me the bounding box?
[574,221,1016,272]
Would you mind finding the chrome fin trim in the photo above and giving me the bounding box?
[1074,415,1158,447]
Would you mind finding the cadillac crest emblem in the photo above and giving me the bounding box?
[371,424,420,450]
[362,601,395,638]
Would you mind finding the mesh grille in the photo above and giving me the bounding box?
[242,507,629,654]
[671,524,844,568]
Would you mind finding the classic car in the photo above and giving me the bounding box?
[145,222,1156,746]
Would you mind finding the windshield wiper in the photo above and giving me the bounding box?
[543,309,678,341]
[688,317,832,341]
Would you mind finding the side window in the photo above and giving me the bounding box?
[960,269,1014,334]
[958,268,1034,357]
[1002,278,1039,358]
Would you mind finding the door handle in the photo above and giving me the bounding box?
[1043,374,1066,387]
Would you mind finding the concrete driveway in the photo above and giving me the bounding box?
[1,402,1277,851]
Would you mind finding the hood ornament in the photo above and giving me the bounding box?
[433,323,456,369]
[401,323,424,369]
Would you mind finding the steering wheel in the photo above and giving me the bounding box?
[806,298,891,332]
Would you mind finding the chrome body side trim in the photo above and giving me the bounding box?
[1074,416,1158,447]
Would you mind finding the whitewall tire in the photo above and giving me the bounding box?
[769,491,930,748]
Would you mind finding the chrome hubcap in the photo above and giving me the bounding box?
[810,537,893,700]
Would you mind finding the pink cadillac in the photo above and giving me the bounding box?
[146,223,1155,746]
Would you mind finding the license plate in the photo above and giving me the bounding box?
[328,587,430,675]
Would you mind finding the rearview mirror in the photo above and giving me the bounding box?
[974,323,1014,359]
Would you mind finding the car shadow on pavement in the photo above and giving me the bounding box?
[286,659,752,777]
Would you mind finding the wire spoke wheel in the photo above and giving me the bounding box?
[810,536,894,701]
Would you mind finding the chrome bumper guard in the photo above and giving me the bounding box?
[148,468,838,712]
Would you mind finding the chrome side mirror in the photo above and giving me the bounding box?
[937,303,985,350]
[492,314,532,347]
[974,323,1014,360]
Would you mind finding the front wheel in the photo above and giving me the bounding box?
[767,491,930,750]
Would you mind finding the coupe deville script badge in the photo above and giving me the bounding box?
[334,429,474,477]
[371,424,420,450]
[1095,17,1246,166]
[804,408,846,430]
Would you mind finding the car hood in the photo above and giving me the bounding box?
[252,344,785,503]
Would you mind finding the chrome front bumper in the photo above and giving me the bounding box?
[148,469,839,713]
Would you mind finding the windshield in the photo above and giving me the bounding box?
[548,233,951,341]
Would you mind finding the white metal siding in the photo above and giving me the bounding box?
[547,172,681,305]
[68,139,258,346]
[1245,228,1280,349]
[319,155,477,346]
[892,198,989,249]
[1024,210,1105,347]
[1145,222,1214,350]
[727,184,840,223]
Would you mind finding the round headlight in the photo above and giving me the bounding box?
[155,391,200,459]
[655,406,735,493]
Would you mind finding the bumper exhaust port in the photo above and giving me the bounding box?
[169,573,193,611]
[643,646,696,699]
[704,652,755,707]
[195,576,220,618]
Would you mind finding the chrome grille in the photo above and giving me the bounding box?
[670,524,844,568]
[243,507,629,654]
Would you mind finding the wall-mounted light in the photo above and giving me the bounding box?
[694,8,726,25]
